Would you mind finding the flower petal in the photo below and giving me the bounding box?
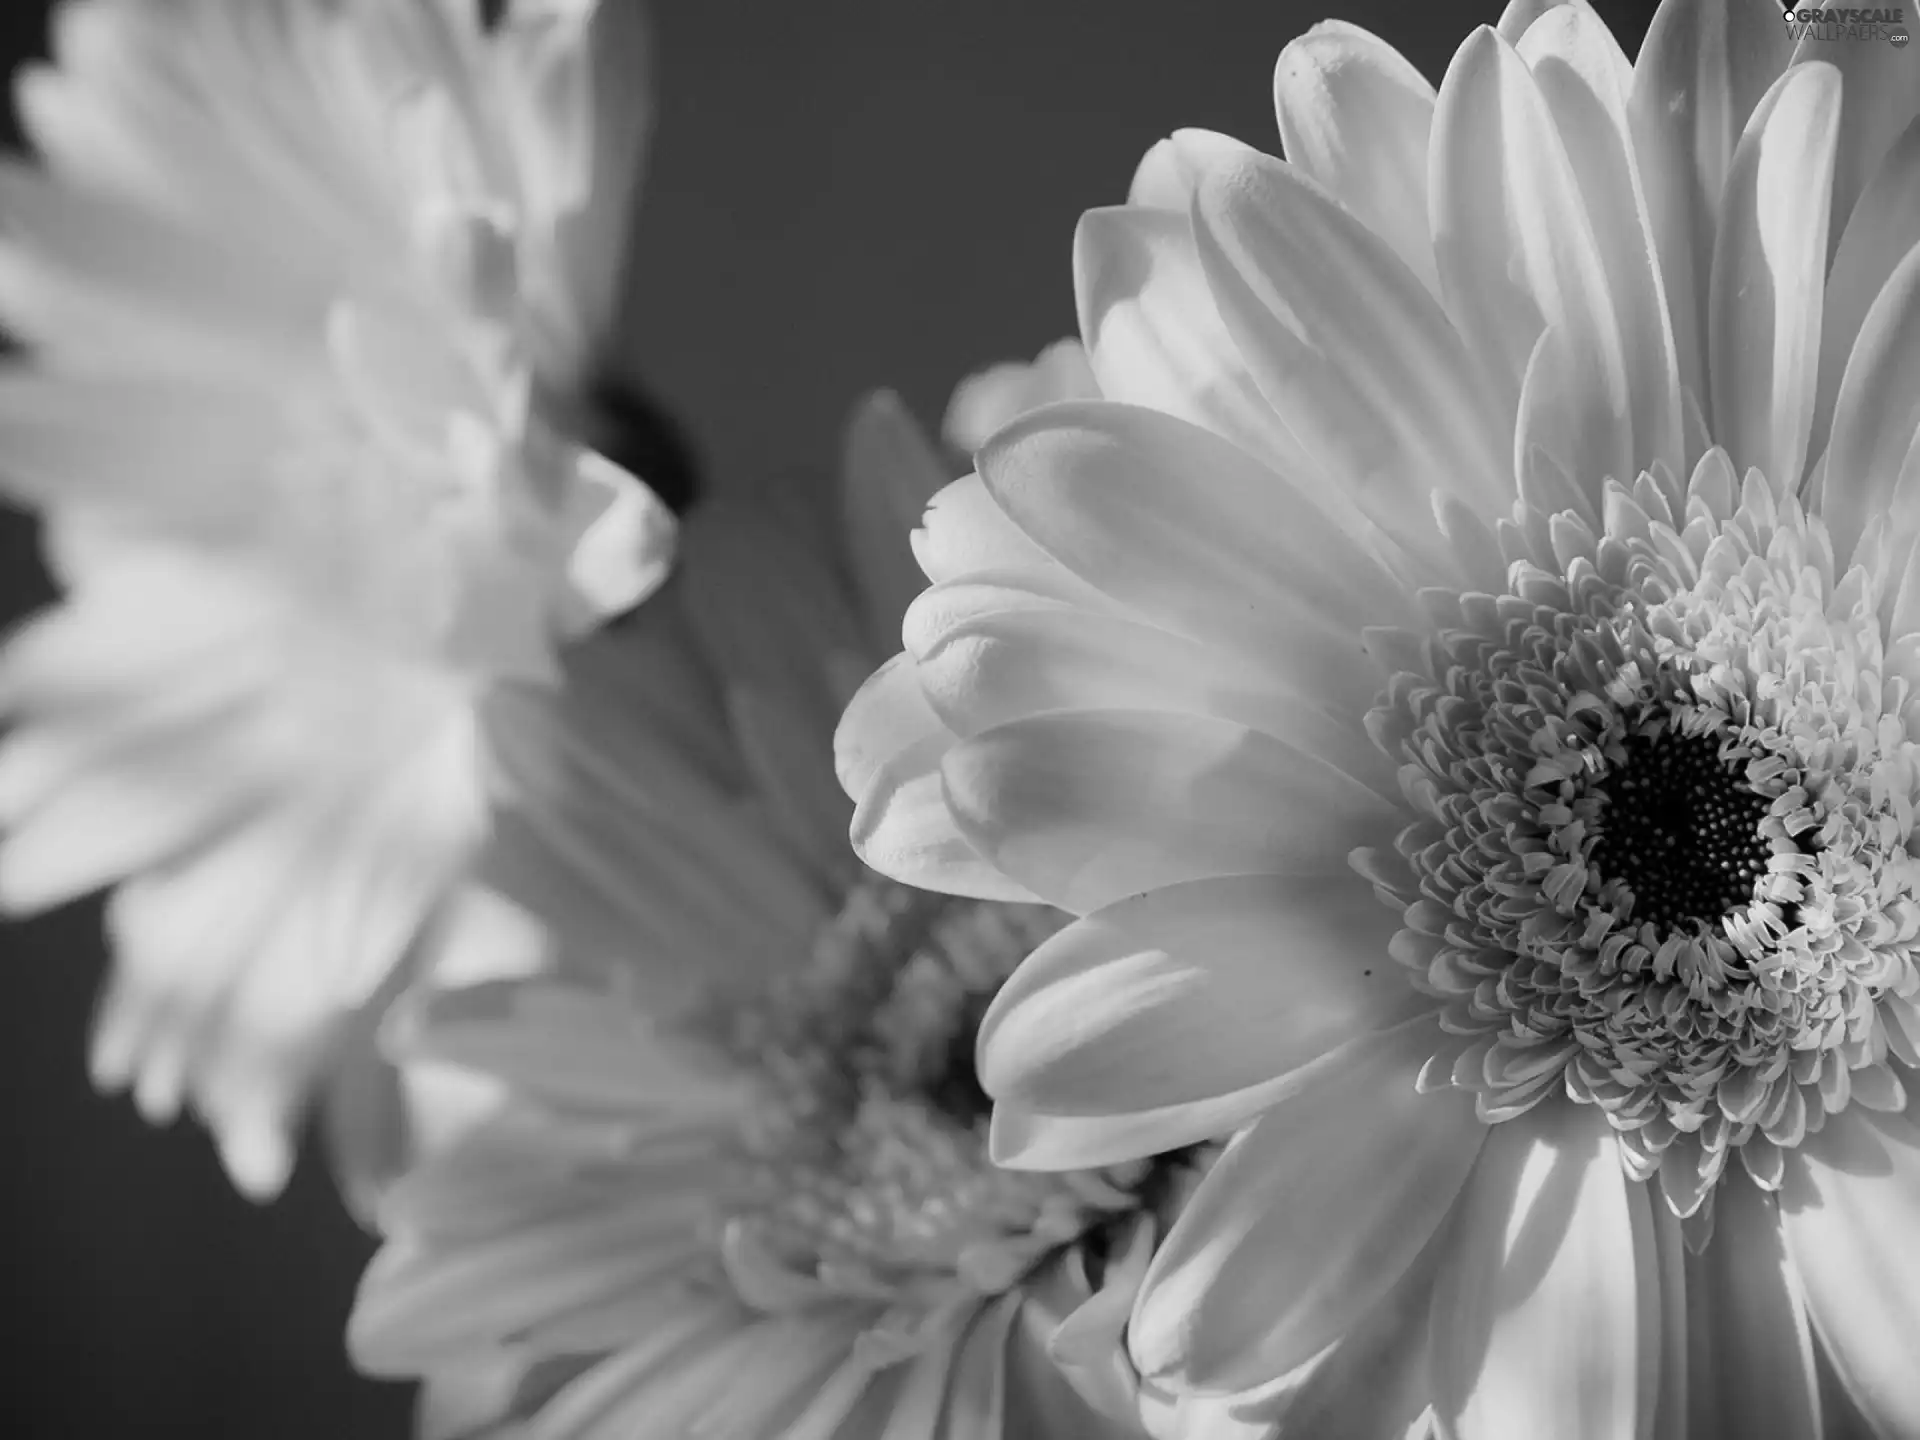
[903,572,1397,797]
[942,338,1101,455]
[976,400,1415,692]
[1127,128,1259,210]
[1684,1168,1821,1440]
[977,872,1417,1118]
[1629,0,1795,414]
[1430,1100,1658,1440]
[1818,240,1920,566]
[1519,5,1684,481]
[1787,21,1920,250]
[1778,1105,1920,1439]
[1272,21,1438,293]
[1707,61,1842,490]
[1072,204,1312,478]
[943,710,1400,914]
[1130,1016,1482,1392]
[1192,149,1511,568]
[840,390,952,651]
[837,652,1041,904]
[1816,120,1920,467]
[1431,26,1634,493]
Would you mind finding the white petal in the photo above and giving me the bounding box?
[1192,149,1510,570]
[1629,0,1795,415]
[1787,21,1920,251]
[943,709,1401,914]
[841,391,954,651]
[1778,1105,1920,1439]
[976,872,1417,1118]
[1130,1017,1482,1392]
[976,400,1415,696]
[941,338,1100,455]
[1519,5,1684,481]
[838,653,1040,904]
[352,1209,711,1373]
[1431,1100,1658,1440]
[1707,62,1842,490]
[1685,1168,1821,1440]
[1818,240,1920,566]
[1072,204,1313,478]
[903,573,1396,797]
[989,1100,1276,1173]
[555,450,677,633]
[909,473,1108,604]
[1273,21,1438,293]
[1127,128,1259,210]
[1253,1229,1444,1440]
[393,978,749,1118]
[1496,0,1593,46]
[1431,26,1633,493]
[1816,120,1920,467]
[0,370,280,524]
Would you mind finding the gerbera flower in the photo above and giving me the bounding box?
[0,0,671,1197]
[837,0,1920,1433]
[349,383,1254,1440]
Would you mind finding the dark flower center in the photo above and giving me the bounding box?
[1589,730,1775,933]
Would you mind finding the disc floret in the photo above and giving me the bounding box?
[1372,459,1920,1222]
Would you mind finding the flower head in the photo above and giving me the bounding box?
[350,380,1255,1440]
[0,0,670,1196]
[837,0,1920,1432]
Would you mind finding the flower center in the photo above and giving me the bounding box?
[1589,729,1776,933]
[701,878,1152,1312]
[1367,466,1920,1224]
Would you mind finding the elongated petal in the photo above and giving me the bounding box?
[942,338,1100,455]
[838,654,1040,904]
[1191,151,1510,568]
[1816,121,1920,466]
[1131,1017,1482,1391]
[1819,241,1920,566]
[943,710,1400,914]
[1708,62,1842,490]
[903,573,1396,797]
[841,391,952,650]
[1273,21,1437,293]
[1778,1106,1920,1439]
[1685,1169,1822,1440]
[1629,0,1794,413]
[977,400,1413,696]
[1788,23,1920,251]
[1127,128,1259,210]
[909,473,1105,601]
[1431,1100,1656,1440]
[1073,205,1311,477]
[1432,26,1633,492]
[1519,5,1684,481]
[989,1099,1275,1172]
[977,872,1414,1117]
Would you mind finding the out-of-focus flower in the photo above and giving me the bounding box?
[836,0,1920,1434]
[942,338,1099,456]
[349,383,1258,1440]
[0,0,671,1198]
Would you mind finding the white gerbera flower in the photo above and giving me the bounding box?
[0,0,671,1197]
[837,0,1920,1433]
[348,382,1260,1440]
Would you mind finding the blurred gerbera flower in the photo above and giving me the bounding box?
[349,379,1257,1440]
[0,0,672,1197]
[836,0,1920,1433]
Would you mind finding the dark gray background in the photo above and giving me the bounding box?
[0,2,1657,1434]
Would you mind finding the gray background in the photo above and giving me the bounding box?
[0,2,1656,1434]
